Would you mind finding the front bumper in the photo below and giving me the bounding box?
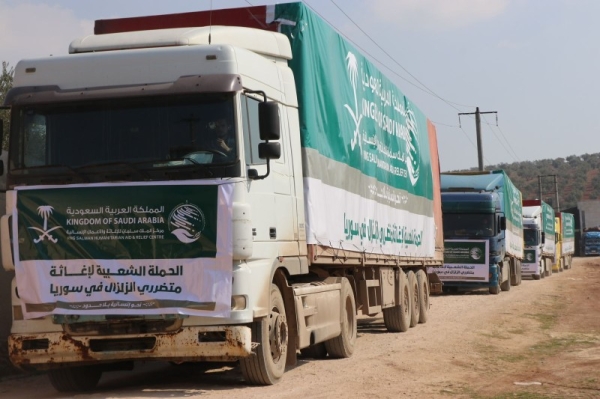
[9,325,252,370]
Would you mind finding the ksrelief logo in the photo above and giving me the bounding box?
[28,206,62,244]
[168,203,206,244]
[526,252,534,262]
[405,109,420,186]
[470,247,483,260]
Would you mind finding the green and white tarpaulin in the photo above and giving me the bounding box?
[541,201,556,256]
[274,3,436,257]
[491,170,524,258]
[561,212,575,255]
[12,181,233,319]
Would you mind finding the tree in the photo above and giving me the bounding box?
[0,61,14,150]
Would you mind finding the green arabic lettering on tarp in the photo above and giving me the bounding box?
[542,201,556,236]
[562,213,575,239]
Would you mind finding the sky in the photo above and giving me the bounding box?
[1,0,599,172]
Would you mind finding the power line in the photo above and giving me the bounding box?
[481,115,521,162]
[301,0,468,115]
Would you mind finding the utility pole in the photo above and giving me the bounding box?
[458,107,498,171]
[538,174,560,212]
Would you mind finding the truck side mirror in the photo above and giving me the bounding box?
[541,232,545,244]
[258,142,281,160]
[259,102,280,141]
[248,99,281,180]
[500,216,506,231]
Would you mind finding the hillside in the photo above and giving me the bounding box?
[448,152,600,210]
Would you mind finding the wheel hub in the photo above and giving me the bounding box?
[269,313,288,360]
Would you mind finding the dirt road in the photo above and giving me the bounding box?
[1,257,599,399]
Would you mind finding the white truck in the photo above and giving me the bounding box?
[522,199,555,279]
[1,2,444,392]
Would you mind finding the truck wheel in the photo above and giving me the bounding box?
[500,265,511,291]
[489,284,500,295]
[48,366,102,392]
[407,271,419,328]
[517,260,523,285]
[510,263,518,286]
[240,284,288,385]
[383,269,410,332]
[324,278,356,358]
[533,274,541,280]
[540,260,546,279]
[416,269,429,324]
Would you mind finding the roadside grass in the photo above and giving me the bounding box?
[506,327,527,335]
[442,385,557,399]
[530,335,597,357]
[524,312,557,330]
[577,376,598,389]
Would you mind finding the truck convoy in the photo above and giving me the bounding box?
[582,228,600,256]
[557,212,575,270]
[438,171,523,294]
[522,199,555,279]
[0,2,444,392]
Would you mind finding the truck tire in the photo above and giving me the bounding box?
[383,269,411,332]
[533,273,541,280]
[510,263,518,286]
[240,284,288,385]
[489,284,500,295]
[47,366,103,392]
[540,259,546,278]
[416,269,429,324]
[511,260,522,286]
[501,265,511,291]
[407,271,419,328]
[324,278,356,358]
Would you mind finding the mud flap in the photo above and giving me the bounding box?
[427,270,443,295]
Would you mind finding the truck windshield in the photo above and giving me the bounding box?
[9,94,239,185]
[523,228,539,246]
[443,213,495,238]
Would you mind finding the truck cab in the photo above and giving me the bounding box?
[582,228,600,256]
[440,191,509,294]
[438,171,523,295]
[522,199,555,279]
